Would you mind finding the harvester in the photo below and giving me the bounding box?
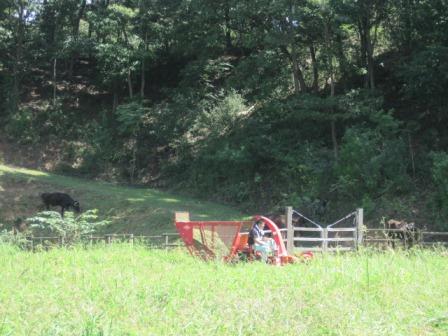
[174,212,310,265]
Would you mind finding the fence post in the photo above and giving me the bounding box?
[164,234,169,250]
[286,206,294,255]
[356,208,364,247]
[322,228,328,252]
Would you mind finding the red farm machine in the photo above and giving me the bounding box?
[174,212,308,265]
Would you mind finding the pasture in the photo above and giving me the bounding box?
[0,244,447,336]
[0,164,243,235]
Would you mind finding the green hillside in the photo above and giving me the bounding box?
[0,164,244,235]
[1,1,448,228]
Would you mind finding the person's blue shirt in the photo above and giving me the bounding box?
[248,223,263,246]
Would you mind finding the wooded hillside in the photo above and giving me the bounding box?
[1,0,448,228]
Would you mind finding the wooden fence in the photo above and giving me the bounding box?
[285,207,363,253]
[14,206,448,252]
[364,229,448,248]
[16,229,448,252]
[21,233,181,251]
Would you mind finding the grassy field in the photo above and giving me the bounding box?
[0,244,447,336]
[0,164,244,235]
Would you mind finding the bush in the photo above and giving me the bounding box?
[430,152,448,229]
[4,107,37,144]
[0,230,29,249]
[170,92,337,210]
[5,101,77,145]
[26,210,110,245]
[334,126,410,199]
[191,90,248,139]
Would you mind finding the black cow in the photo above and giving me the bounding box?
[41,192,81,217]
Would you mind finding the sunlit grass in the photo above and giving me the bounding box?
[0,164,49,177]
[0,245,447,335]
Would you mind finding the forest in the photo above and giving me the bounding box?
[1,0,448,228]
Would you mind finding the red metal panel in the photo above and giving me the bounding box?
[253,215,288,258]
[175,217,293,265]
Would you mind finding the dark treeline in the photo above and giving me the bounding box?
[1,0,448,227]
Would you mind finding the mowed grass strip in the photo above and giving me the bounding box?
[0,164,244,234]
[0,245,447,336]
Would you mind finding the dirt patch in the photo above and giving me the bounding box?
[0,178,44,228]
[0,138,47,170]
[0,137,80,172]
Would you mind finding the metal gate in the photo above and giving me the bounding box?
[285,207,363,253]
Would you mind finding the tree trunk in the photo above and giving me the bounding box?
[69,0,87,79]
[288,2,306,94]
[10,1,26,113]
[402,0,414,53]
[330,66,338,160]
[290,57,307,94]
[53,58,57,105]
[140,58,145,98]
[140,32,147,98]
[366,28,376,90]
[336,33,349,90]
[331,120,338,161]
[358,14,376,90]
[309,43,319,93]
[408,133,416,179]
[112,90,118,113]
[68,59,75,79]
[224,2,232,51]
[367,47,375,90]
[128,68,133,99]
[358,20,369,89]
[129,138,137,184]
[324,19,338,160]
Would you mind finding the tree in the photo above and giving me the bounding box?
[336,0,387,90]
[89,3,139,108]
[1,0,36,114]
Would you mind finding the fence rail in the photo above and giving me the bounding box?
[287,207,362,253]
[363,228,448,249]
[20,233,181,251]
[7,211,448,253]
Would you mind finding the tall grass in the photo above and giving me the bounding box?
[0,245,447,335]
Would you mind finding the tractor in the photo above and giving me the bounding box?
[174,212,311,265]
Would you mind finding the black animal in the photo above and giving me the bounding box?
[41,192,81,217]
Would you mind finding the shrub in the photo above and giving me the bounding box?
[0,230,29,249]
[26,210,110,245]
[334,126,410,199]
[430,152,448,229]
[5,107,37,144]
[191,90,248,139]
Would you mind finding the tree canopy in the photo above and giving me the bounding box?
[1,0,448,227]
